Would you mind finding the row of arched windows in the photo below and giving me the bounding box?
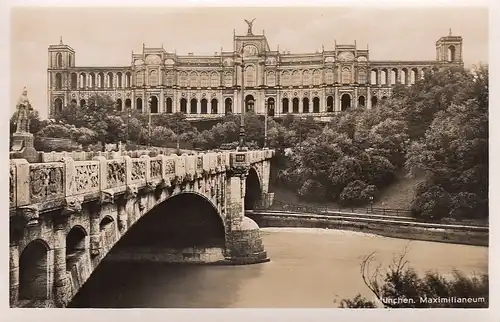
[54,67,438,91]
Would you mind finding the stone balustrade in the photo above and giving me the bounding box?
[9,149,275,211]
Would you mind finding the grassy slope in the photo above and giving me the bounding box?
[270,170,425,211]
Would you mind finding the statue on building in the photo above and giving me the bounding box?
[15,87,32,134]
[244,18,256,35]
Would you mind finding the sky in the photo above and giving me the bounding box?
[10,6,489,119]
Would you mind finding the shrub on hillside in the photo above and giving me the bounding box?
[339,180,378,207]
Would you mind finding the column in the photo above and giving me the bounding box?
[89,203,102,258]
[354,87,358,109]
[334,87,340,112]
[160,89,165,114]
[53,217,70,308]
[9,243,19,306]
[367,86,372,110]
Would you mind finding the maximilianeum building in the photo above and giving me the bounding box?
[47,22,463,119]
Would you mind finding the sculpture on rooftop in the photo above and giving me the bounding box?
[244,18,256,36]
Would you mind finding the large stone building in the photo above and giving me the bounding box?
[47,22,463,118]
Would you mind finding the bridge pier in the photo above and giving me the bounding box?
[224,154,269,264]
[53,219,70,308]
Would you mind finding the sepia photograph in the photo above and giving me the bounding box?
[7,5,490,312]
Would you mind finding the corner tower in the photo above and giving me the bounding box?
[436,29,463,64]
[47,37,75,116]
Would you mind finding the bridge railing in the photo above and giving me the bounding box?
[264,199,488,227]
[9,149,275,210]
[269,199,413,217]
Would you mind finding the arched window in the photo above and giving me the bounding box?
[56,52,63,68]
[224,98,232,114]
[189,72,199,87]
[211,99,218,114]
[165,71,174,86]
[448,45,456,62]
[390,69,398,85]
[201,98,208,114]
[281,71,291,87]
[224,72,232,87]
[400,69,408,85]
[125,99,131,110]
[116,72,122,88]
[357,68,367,84]
[358,96,366,108]
[200,72,209,87]
[180,98,187,113]
[54,98,63,113]
[325,69,334,84]
[326,96,334,112]
[98,72,104,88]
[179,72,188,87]
[149,96,158,113]
[380,69,388,85]
[302,97,310,113]
[70,73,77,90]
[107,72,113,88]
[116,99,123,111]
[166,97,173,113]
[313,97,320,113]
[244,65,256,87]
[210,72,219,87]
[79,73,86,88]
[341,67,351,84]
[282,97,289,114]
[125,72,131,87]
[55,73,62,90]
[190,98,198,114]
[312,70,321,86]
[136,97,143,112]
[371,70,378,85]
[267,71,276,87]
[292,97,299,113]
[302,70,311,86]
[136,71,144,87]
[292,70,301,86]
[149,70,158,87]
[89,73,96,88]
[410,68,418,84]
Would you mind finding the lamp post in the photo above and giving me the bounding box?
[147,97,152,148]
[369,195,374,213]
[264,100,268,149]
[238,52,247,151]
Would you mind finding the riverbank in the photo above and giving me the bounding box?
[246,212,488,247]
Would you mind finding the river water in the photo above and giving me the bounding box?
[69,228,488,308]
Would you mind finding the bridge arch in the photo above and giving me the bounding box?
[245,167,263,210]
[115,192,226,249]
[18,239,51,301]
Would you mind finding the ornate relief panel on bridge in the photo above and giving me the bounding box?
[337,52,355,62]
[29,163,65,203]
[106,160,126,189]
[73,161,100,195]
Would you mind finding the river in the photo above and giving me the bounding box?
[69,228,488,308]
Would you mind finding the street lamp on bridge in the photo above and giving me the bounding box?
[147,97,152,148]
[238,46,248,152]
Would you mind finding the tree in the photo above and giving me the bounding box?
[340,247,488,308]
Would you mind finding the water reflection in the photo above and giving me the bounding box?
[69,228,488,308]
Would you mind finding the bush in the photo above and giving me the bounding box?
[297,179,327,202]
[339,180,378,206]
[340,247,488,308]
[411,185,451,220]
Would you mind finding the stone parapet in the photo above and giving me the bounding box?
[9,149,275,213]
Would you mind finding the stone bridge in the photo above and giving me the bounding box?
[9,149,275,308]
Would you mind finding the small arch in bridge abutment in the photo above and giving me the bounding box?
[66,226,87,271]
[113,192,226,250]
[245,167,263,211]
[18,239,51,301]
[99,216,117,251]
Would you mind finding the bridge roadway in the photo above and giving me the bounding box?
[9,148,275,308]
